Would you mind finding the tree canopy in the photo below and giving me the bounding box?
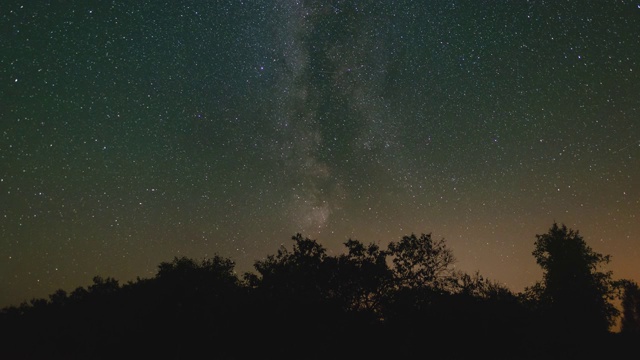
[1,224,637,359]
[529,222,619,335]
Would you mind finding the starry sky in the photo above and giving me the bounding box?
[1,0,639,308]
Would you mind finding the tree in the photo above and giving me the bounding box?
[334,239,393,315]
[530,222,618,335]
[246,234,350,359]
[48,289,68,307]
[387,233,456,291]
[456,270,514,300]
[156,255,238,286]
[87,276,120,296]
[620,280,640,334]
[382,233,458,350]
[251,233,331,298]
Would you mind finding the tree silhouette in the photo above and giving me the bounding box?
[250,233,332,299]
[383,233,457,330]
[456,270,513,300]
[156,255,238,288]
[1,227,635,359]
[88,276,120,296]
[387,233,456,292]
[335,238,393,315]
[529,222,619,336]
[246,234,348,359]
[620,280,640,334]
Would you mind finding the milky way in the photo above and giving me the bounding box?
[1,1,639,307]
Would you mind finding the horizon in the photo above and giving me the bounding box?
[1,223,632,312]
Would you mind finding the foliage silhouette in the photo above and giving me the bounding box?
[0,225,637,359]
[335,238,392,315]
[528,222,619,337]
[620,280,640,334]
[387,233,456,291]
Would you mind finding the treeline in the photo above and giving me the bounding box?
[1,223,639,359]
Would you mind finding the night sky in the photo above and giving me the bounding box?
[1,1,639,308]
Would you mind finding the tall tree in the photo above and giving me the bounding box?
[531,223,618,335]
[620,280,640,334]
